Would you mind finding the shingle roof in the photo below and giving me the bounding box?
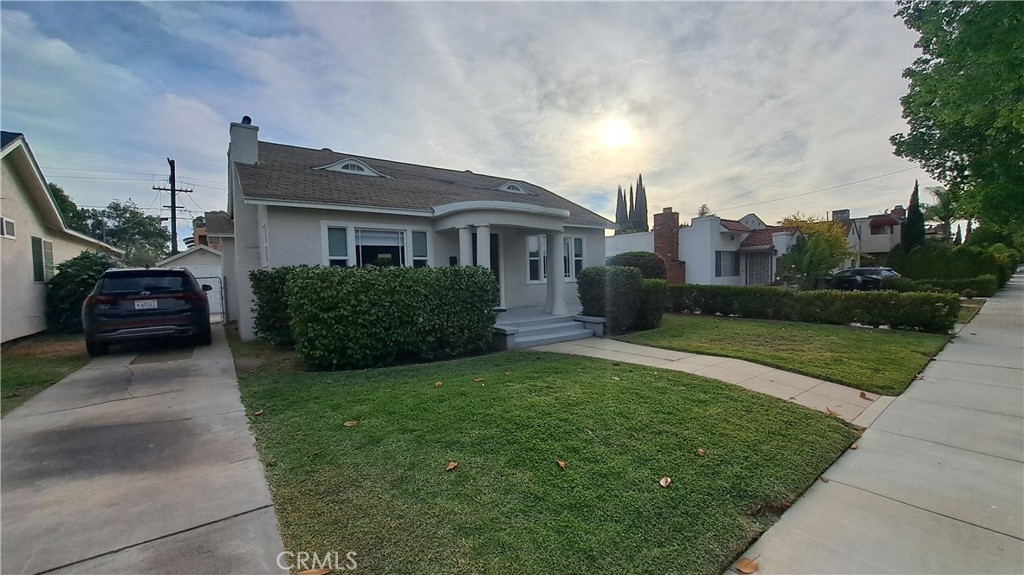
[234,141,614,228]
[204,211,234,235]
[1,131,24,148]
[719,219,751,233]
[739,226,800,248]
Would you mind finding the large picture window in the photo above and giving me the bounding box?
[32,236,54,282]
[715,250,739,277]
[355,229,405,267]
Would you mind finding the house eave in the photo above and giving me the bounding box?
[243,197,433,217]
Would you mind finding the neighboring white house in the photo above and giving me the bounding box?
[678,214,801,286]
[605,231,653,258]
[831,206,905,266]
[222,118,615,340]
[1,131,122,343]
[156,245,224,315]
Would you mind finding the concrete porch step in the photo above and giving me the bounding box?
[515,321,584,337]
[496,314,576,329]
[515,327,594,349]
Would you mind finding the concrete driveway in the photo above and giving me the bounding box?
[1,328,286,575]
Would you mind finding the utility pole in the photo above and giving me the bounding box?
[153,158,193,255]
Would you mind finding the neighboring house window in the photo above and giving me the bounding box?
[0,217,15,238]
[355,228,405,267]
[31,236,54,282]
[870,225,889,235]
[563,236,584,280]
[412,231,428,268]
[527,235,547,282]
[327,227,348,267]
[715,250,739,277]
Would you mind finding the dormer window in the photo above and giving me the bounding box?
[496,181,533,194]
[314,158,387,177]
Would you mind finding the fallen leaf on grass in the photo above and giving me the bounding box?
[611,377,621,381]
[434,381,443,388]
[850,443,859,450]
[696,448,706,457]
[735,556,759,574]
[557,460,566,470]
[253,410,264,417]
[504,371,512,376]
[914,374,924,380]
[826,407,839,417]
[659,477,672,488]
[859,391,873,401]
[445,461,459,472]
[473,377,485,382]
[298,569,332,575]
[819,475,830,483]
[343,420,359,427]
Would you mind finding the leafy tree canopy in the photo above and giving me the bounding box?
[86,199,171,266]
[47,183,91,235]
[778,212,849,263]
[891,0,1024,233]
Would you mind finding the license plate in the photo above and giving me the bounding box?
[134,299,158,310]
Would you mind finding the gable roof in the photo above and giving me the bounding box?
[739,226,801,248]
[156,244,221,266]
[1,131,123,256]
[719,219,752,233]
[234,141,614,228]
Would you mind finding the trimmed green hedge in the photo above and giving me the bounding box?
[606,251,667,279]
[633,279,667,330]
[577,266,643,334]
[889,244,1020,286]
[250,266,304,345]
[286,266,499,370]
[666,284,959,333]
[883,275,999,297]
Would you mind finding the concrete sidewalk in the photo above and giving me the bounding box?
[732,275,1024,574]
[1,329,286,574]
[533,338,892,424]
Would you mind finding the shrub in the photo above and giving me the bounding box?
[888,244,1019,286]
[577,266,643,334]
[45,251,121,333]
[633,279,667,330]
[286,266,498,370]
[606,251,667,279]
[250,266,304,345]
[666,284,959,333]
[883,275,999,297]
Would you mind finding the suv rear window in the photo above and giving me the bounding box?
[97,271,191,295]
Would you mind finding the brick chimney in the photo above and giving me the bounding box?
[653,207,685,284]
[891,204,906,220]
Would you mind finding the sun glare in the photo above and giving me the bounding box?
[599,118,634,148]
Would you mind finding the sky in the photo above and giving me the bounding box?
[1,1,941,247]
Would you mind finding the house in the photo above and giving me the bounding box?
[190,210,229,251]
[1,131,122,343]
[605,207,801,286]
[831,206,904,266]
[222,118,614,342]
[155,244,224,316]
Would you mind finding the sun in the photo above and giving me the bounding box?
[599,118,634,148]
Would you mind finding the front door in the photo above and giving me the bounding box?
[745,252,772,286]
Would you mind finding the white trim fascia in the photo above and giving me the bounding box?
[64,229,125,255]
[246,197,432,217]
[433,201,570,219]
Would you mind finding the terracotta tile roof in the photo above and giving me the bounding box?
[739,226,800,248]
[204,211,234,235]
[235,141,614,228]
[719,219,751,232]
[869,215,900,227]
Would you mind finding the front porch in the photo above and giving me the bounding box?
[493,305,604,350]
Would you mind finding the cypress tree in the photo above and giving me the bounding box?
[614,186,628,235]
[901,180,926,250]
[953,224,963,245]
[634,173,649,232]
[628,184,635,227]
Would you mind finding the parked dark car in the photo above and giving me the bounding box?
[82,267,213,356]
[829,267,902,291]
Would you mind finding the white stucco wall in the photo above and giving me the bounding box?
[857,219,902,254]
[605,231,654,259]
[678,217,744,286]
[220,237,237,321]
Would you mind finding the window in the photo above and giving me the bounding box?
[870,225,889,235]
[355,228,405,267]
[317,158,385,177]
[563,237,584,280]
[327,227,348,267]
[715,250,739,277]
[412,231,428,268]
[0,217,14,238]
[498,181,534,195]
[527,235,546,282]
[31,236,54,282]
[340,163,365,172]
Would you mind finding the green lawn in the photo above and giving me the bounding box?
[1,334,90,417]
[237,350,857,575]
[617,314,949,396]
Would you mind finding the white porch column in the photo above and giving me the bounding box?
[458,226,473,266]
[476,225,491,269]
[544,230,568,315]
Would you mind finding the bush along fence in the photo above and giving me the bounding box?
[888,244,1020,286]
[278,265,499,370]
[667,284,959,333]
[578,266,667,334]
[883,275,999,298]
[606,251,667,279]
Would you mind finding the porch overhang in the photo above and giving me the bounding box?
[432,201,569,231]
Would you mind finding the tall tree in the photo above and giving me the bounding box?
[901,181,927,250]
[697,204,714,217]
[965,219,973,244]
[633,174,649,232]
[891,0,1024,233]
[85,199,171,265]
[47,183,91,235]
[953,224,962,245]
[628,185,634,224]
[614,186,628,234]
[779,212,849,266]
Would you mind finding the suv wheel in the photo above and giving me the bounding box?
[86,339,108,357]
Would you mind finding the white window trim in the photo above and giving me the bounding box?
[1,216,15,239]
[563,235,585,283]
[320,220,433,268]
[31,236,54,283]
[525,235,583,284]
[313,158,388,178]
[496,181,534,195]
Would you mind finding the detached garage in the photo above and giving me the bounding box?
[156,245,224,315]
